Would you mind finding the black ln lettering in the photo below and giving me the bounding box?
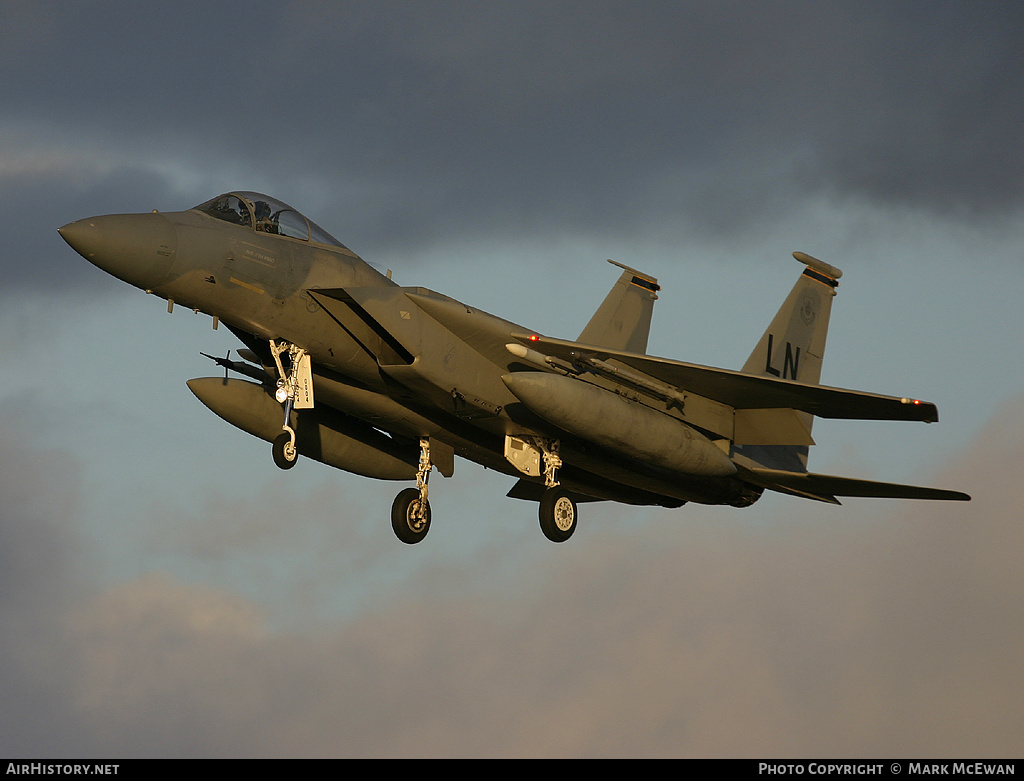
[765,334,781,377]
[783,342,801,380]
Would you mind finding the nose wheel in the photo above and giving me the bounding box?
[272,432,298,470]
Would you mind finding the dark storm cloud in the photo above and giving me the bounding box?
[2,161,183,293]
[794,3,1024,217]
[4,1,1023,290]
[269,2,1024,239]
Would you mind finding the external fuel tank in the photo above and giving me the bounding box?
[501,373,736,478]
[187,377,419,480]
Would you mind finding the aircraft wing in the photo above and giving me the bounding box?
[743,467,971,503]
[511,334,939,423]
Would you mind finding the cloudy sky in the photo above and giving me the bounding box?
[2,0,1023,758]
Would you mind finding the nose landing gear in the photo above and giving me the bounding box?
[268,339,313,470]
[272,432,298,469]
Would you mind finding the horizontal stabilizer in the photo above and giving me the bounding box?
[511,333,939,423]
[746,467,971,502]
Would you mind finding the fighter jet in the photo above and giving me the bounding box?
[58,191,970,544]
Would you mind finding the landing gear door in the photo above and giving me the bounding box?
[293,351,315,409]
[504,435,542,477]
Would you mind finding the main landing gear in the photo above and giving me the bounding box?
[388,436,577,544]
[392,438,433,544]
[268,339,312,470]
[536,439,577,543]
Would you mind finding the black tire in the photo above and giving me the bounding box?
[272,432,298,470]
[392,487,431,544]
[539,488,577,542]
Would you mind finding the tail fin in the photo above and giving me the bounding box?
[741,251,841,384]
[578,260,660,353]
[733,252,842,472]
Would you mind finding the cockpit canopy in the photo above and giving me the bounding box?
[195,192,347,248]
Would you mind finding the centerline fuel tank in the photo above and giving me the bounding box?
[187,377,419,480]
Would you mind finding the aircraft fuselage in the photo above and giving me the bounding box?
[59,191,969,544]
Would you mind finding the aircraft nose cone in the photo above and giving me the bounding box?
[58,212,177,290]
[57,220,95,257]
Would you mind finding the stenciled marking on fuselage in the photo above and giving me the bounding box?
[228,277,265,295]
[234,242,278,267]
[765,333,800,379]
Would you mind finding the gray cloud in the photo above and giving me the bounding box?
[0,415,93,754]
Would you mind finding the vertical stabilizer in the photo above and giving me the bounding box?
[741,251,841,384]
[733,252,842,472]
[578,260,660,353]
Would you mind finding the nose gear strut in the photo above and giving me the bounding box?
[269,339,314,469]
